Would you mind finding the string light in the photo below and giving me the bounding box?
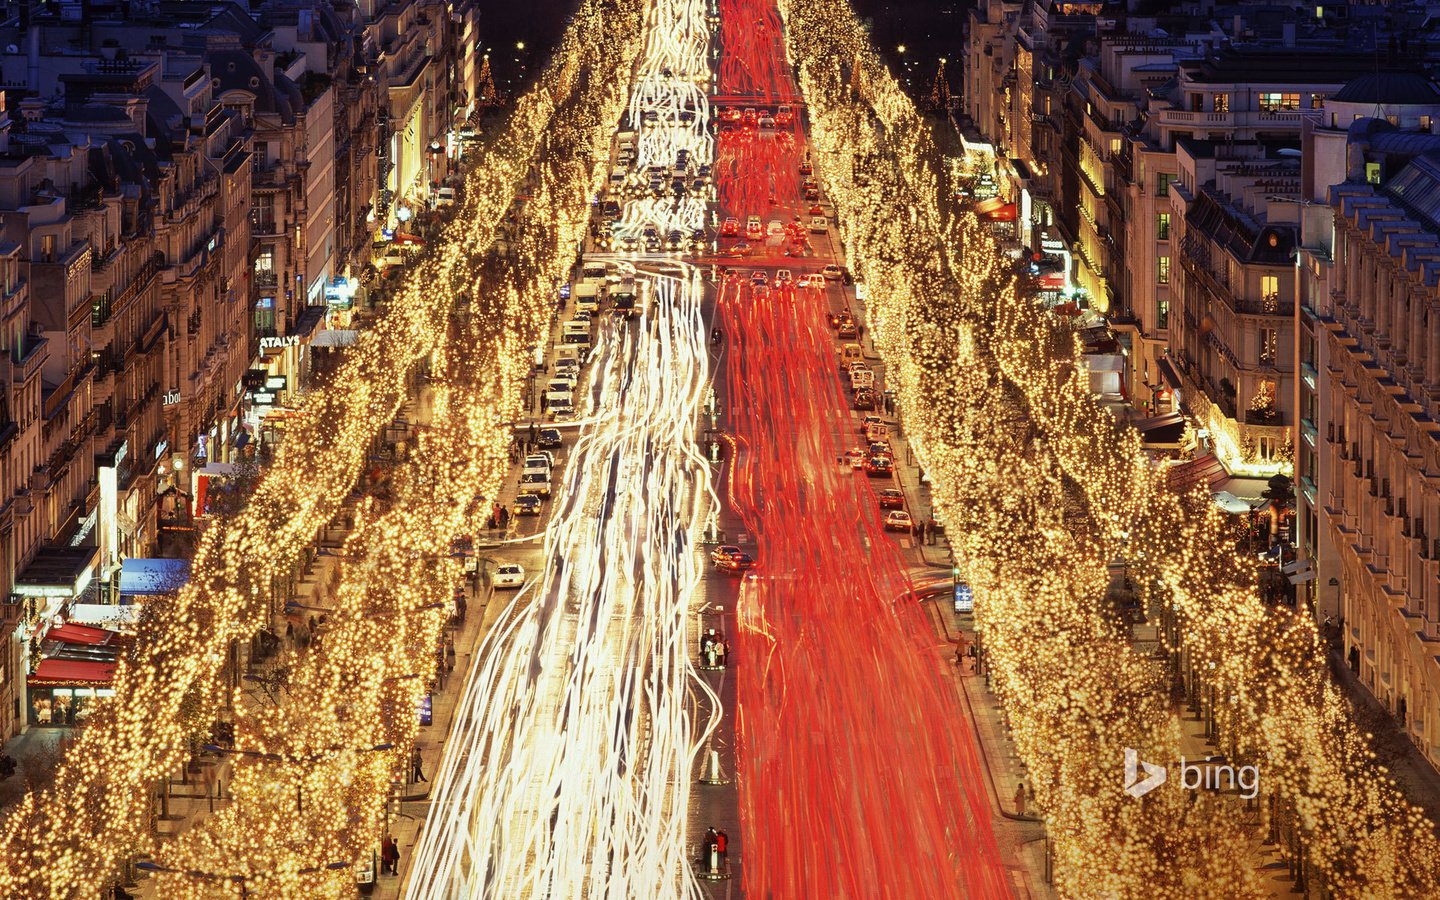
[776,0,1440,894]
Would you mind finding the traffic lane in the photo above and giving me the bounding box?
[720,277,1012,898]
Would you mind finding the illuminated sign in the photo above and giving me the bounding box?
[954,582,974,613]
[250,391,277,406]
[260,335,302,350]
[163,390,182,406]
[265,376,288,390]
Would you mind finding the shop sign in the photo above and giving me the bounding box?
[154,439,170,461]
[265,375,288,391]
[954,582,974,614]
[163,390,181,406]
[417,692,433,726]
[259,335,302,350]
[249,391,277,406]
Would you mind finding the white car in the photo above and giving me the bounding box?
[797,273,824,288]
[774,269,793,288]
[523,455,551,477]
[884,510,913,532]
[493,564,526,588]
[549,399,576,419]
[822,264,844,280]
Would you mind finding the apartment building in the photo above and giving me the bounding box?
[1165,141,1298,484]
[1309,125,1440,766]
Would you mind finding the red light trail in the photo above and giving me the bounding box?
[716,274,1013,898]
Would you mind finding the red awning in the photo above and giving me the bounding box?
[1053,302,1081,316]
[393,233,426,245]
[1167,454,1228,493]
[47,623,123,646]
[1039,272,1066,289]
[29,658,117,685]
[974,198,1017,221]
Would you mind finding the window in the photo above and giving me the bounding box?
[254,249,277,286]
[1259,92,1301,112]
[1157,255,1170,284]
[38,234,55,263]
[1423,116,1433,132]
[1212,93,1229,113]
[1157,299,1170,331]
[254,296,276,335]
[1110,137,1122,155]
[1366,162,1381,185]
[1310,93,1326,109]
[1190,93,1204,112]
[1157,212,1171,241]
[1156,172,1174,196]
[1260,327,1278,365]
[1261,274,1279,312]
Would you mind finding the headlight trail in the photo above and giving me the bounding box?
[406,263,718,899]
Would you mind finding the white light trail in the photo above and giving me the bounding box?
[406,264,720,899]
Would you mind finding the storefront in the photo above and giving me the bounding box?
[27,622,122,726]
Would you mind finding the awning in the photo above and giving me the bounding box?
[118,558,192,597]
[1167,454,1228,493]
[311,330,360,348]
[1213,476,1271,504]
[13,546,100,599]
[975,198,1017,221]
[393,233,426,245]
[1157,356,1184,392]
[1135,413,1186,448]
[46,623,123,646]
[29,658,116,685]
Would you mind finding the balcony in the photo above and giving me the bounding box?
[12,335,46,384]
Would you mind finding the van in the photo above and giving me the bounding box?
[839,343,864,370]
[545,386,574,408]
[561,321,591,350]
[523,455,551,477]
[519,471,552,496]
[850,368,874,391]
[609,167,626,187]
[574,282,600,313]
[580,263,608,285]
[809,216,828,234]
[436,187,457,208]
[745,216,763,240]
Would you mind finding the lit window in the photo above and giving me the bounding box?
[1310,93,1326,109]
[1156,173,1174,196]
[1157,212,1171,241]
[1157,255,1170,284]
[1423,116,1433,132]
[1259,92,1300,112]
[1213,93,1229,113]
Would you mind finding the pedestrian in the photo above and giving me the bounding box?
[716,829,728,864]
[703,827,719,868]
[718,639,729,667]
[500,504,509,527]
[285,620,294,642]
[381,834,399,875]
[308,615,318,635]
[920,520,929,544]
[411,746,427,783]
[529,422,538,446]
[928,518,938,545]
[912,522,922,542]
[1014,782,1027,816]
[457,593,468,621]
[446,637,456,672]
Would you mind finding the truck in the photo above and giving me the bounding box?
[574,282,601,313]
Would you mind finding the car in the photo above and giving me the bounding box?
[742,107,758,125]
[726,242,752,257]
[865,421,891,444]
[773,269,792,287]
[523,455,551,476]
[666,230,684,250]
[823,264,844,280]
[844,447,867,469]
[697,163,712,182]
[799,162,813,175]
[776,105,794,125]
[797,273,824,288]
[493,563,526,588]
[436,186,457,208]
[751,270,768,287]
[716,552,756,572]
[711,545,742,564]
[549,400,576,420]
[865,455,893,478]
[853,388,876,410]
[837,319,858,339]
[722,216,740,236]
[538,428,563,448]
[868,441,892,460]
[877,488,905,510]
[745,215,763,239]
[766,219,784,237]
[860,414,884,435]
[808,203,825,216]
[758,114,775,128]
[514,494,543,516]
[884,510,913,531]
[519,472,552,496]
[805,188,820,201]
